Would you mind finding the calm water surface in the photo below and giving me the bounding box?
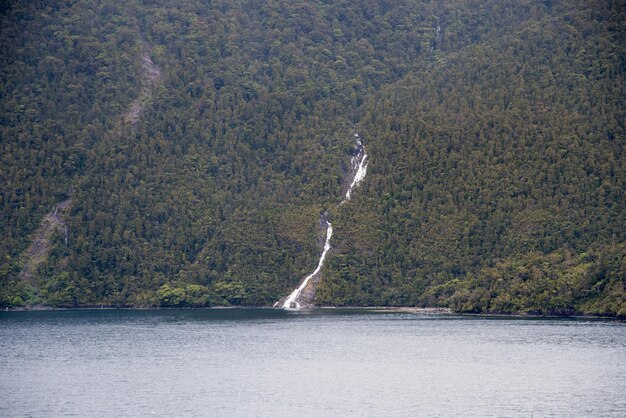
[0,309,624,417]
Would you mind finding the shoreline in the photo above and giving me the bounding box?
[2,304,623,321]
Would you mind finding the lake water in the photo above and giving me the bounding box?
[0,309,624,417]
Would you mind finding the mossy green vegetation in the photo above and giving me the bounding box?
[1,0,623,316]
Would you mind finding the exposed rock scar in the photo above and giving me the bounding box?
[19,199,72,282]
[124,42,162,125]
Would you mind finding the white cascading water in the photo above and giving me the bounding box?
[277,216,333,309]
[275,132,368,309]
[343,133,368,202]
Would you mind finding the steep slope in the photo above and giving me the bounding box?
[1,0,146,306]
[1,0,623,314]
[318,0,625,316]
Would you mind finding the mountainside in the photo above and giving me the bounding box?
[1,0,624,316]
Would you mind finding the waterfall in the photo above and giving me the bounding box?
[276,214,333,309]
[343,133,368,202]
[275,132,368,309]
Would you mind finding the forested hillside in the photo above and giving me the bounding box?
[317,0,626,316]
[1,0,624,316]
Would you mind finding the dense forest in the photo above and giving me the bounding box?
[1,0,624,317]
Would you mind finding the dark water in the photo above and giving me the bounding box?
[1,309,624,417]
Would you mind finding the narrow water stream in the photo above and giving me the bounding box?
[275,133,368,309]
